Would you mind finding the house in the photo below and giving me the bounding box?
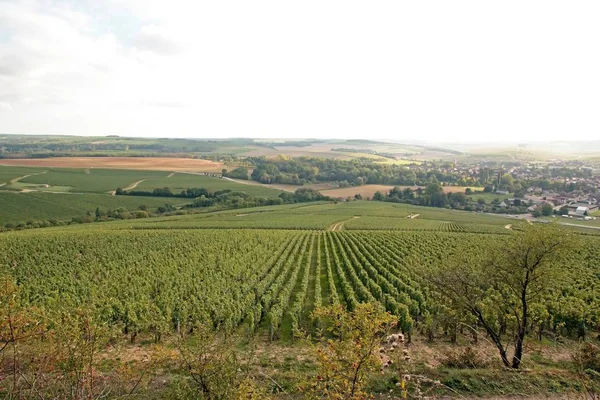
[498,201,508,208]
[576,206,589,217]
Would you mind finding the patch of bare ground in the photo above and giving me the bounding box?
[328,216,360,231]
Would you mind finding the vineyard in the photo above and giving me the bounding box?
[2,225,598,342]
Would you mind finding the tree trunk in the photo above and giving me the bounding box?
[471,324,478,345]
[512,332,524,368]
[512,288,528,369]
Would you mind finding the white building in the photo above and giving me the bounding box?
[576,206,588,217]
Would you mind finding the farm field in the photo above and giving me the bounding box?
[0,166,44,184]
[1,200,599,398]
[114,201,514,232]
[14,168,170,193]
[220,176,332,192]
[320,184,478,199]
[0,191,188,226]
[134,173,285,197]
[0,157,227,172]
[3,215,598,343]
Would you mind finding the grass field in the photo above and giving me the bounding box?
[468,191,514,203]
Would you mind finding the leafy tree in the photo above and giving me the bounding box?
[558,206,569,216]
[172,325,271,399]
[309,303,395,399]
[541,203,554,216]
[372,191,384,201]
[430,223,576,368]
[500,173,514,187]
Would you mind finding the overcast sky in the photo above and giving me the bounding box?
[0,1,599,143]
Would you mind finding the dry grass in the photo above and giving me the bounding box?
[0,157,226,172]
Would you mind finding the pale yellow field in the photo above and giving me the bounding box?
[321,184,477,199]
[0,157,227,172]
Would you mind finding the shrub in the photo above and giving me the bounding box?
[441,347,486,369]
[573,342,600,373]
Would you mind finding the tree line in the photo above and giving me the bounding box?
[116,186,332,209]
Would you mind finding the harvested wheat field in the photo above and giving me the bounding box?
[321,184,478,199]
[0,157,227,172]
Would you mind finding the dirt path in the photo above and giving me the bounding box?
[9,171,48,184]
[124,179,147,191]
[108,179,148,196]
[560,222,600,230]
[328,216,360,231]
[221,176,331,193]
[167,172,175,178]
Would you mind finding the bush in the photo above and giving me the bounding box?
[573,342,600,372]
[441,347,486,369]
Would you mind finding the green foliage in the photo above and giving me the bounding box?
[429,223,580,368]
[309,303,396,400]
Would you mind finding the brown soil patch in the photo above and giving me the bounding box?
[0,157,226,172]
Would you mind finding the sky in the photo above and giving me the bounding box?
[0,0,599,143]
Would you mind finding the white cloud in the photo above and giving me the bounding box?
[0,0,599,142]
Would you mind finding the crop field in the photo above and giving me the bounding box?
[320,184,478,199]
[112,201,524,232]
[0,166,44,184]
[134,173,284,197]
[0,192,188,225]
[1,198,599,398]
[1,218,598,344]
[14,168,170,193]
[0,157,227,172]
